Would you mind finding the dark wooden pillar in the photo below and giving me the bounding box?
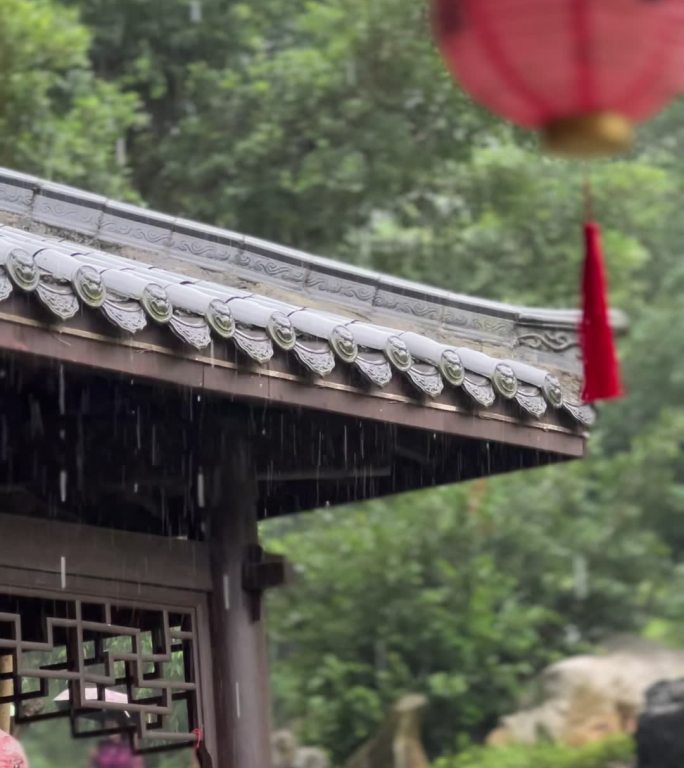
[208,435,273,768]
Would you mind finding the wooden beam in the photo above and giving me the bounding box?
[256,466,392,482]
[0,306,585,458]
[0,514,211,591]
[207,433,274,768]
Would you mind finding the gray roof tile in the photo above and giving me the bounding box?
[0,224,593,427]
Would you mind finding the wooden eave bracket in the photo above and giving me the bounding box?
[242,544,294,621]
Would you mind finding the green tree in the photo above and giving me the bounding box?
[67,0,502,248]
[0,0,141,197]
[264,444,673,760]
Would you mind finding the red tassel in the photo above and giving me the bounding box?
[580,221,623,403]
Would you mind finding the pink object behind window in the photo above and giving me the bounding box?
[0,730,28,768]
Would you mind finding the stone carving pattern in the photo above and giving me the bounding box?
[515,386,548,419]
[517,330,579,352]
[0,269,13,301]
[235,251,307,285]
[98,215,172,251]
[32,196,103,236]
[169,314,212,350]
[443,309,511,337]
[355,354,393,388]
[102,297,148,334]
[36,281,80,321]
[234,327,274,364]
[170,232,239,263]
[406,365,444,399]
[462,374,496,407]
[293,342,336,377]
[373,291,442,323]
[564,402,596,427]
[0,183,34,215]
[305,273,376,304]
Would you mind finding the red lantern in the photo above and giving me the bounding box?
[433,0,684,402]
[433,0,684,156]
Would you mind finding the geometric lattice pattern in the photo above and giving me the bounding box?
[0,594,201,754]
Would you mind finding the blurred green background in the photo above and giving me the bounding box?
[3,0,684,764]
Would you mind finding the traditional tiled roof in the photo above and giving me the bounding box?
[0,223,593,427]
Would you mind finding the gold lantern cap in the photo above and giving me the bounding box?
[542,112,633,158]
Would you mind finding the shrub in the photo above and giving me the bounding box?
[433,736,634,768]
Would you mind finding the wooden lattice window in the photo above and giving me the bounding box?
[0,514,216,758]
[0,593,203,754]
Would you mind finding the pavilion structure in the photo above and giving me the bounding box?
[0,167,595,767]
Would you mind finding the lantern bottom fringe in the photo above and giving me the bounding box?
[543,112,633,158]
[580,221,623,403]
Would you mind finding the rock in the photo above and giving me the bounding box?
[272,730,330,768]
[294,747,330,768]
[487,637,684,747]
[272,730,299,768]
[345,694,429,768]
[636,679,684,768]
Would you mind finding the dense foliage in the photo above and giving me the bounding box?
[0,0,140,197]
[5,0,684,763]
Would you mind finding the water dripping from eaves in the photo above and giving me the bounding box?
[151,424,158,466]
[189,0,203,23]
[58,364,65,416]
[59,469,67,504]
[76,415,85,492]
[196,467,206,509]
[161,489,168,536]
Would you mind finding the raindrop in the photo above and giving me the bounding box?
[58,364,65,416]
[190,0,203,23]
[197,468,206,508]
[223,574,230,611]
[573,554,589,600]
[76,424,84,492]
[59,469,68,503]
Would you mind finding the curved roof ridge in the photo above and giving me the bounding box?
[0,168,625,337]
